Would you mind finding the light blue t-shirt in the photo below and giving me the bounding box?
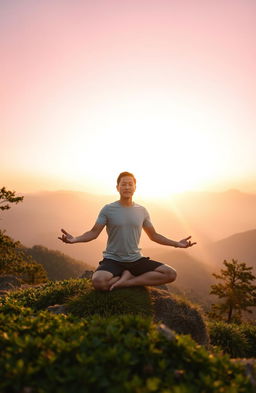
[96,201,153,262]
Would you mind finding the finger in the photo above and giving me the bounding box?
[185,236,191,241]
[187,242,196,247]
[61,229,69,235]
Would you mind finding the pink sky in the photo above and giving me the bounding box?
[1,0,256,196]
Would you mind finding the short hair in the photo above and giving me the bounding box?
[117,171,136,185]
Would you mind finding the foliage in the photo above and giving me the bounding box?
[0,231,47,284]
[209,259,256,323]
[4,279,91,310]
[25,245,92,280]
[0,186,24,211]
[0,186,47,284]
[208,321,249,358]
[5,279,208,344]
[0,307,254,393]
[209,321,256,358]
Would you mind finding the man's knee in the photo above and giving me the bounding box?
[164,267,177,283]
[155,265,177,283]
[92,273,111,291]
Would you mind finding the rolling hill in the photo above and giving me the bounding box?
[209,229,256,269]
[1,189,255,307]
[2,189,256,266]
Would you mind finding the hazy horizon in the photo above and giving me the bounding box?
[2,187,256,270]
[1,0,255,199]
[9,183,256,201]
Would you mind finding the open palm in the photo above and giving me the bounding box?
[58,229,74,243]
[178,236,196,248]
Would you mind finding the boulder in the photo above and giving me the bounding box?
[0,275,22,291]
[47,304,67,314]
[80,270,94,279]
[149,287,209,345]
[46,285,209,345]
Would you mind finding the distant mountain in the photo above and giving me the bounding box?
[209,229,256,269]
[142,247,214,308]
[26,245,94,280]
[166,189,256,243]
[1,189,255,300]
[1,190,111,265]
[2,187,255,309]
[143,228,256,307]
[2,189,256,266]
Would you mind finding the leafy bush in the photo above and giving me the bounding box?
[0,231,48,284]
[208,321,256,358]
[0,311,254,393]
[4,279,91,311]
[240,324,256,358]
[5,280,209,344]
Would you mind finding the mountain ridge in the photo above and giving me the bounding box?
[1,190,255,293]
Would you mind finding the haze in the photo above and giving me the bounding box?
[1,0,256,198]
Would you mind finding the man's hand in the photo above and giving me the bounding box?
[177,236,196,248]
[58,229,76,244]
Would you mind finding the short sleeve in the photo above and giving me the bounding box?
[95,205,108,226]
[143,208,153,228]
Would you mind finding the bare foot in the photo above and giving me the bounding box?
[109,270,134,291]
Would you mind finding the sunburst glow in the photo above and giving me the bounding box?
[1,1,255,196]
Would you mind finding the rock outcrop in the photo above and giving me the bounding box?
[47,284,209,345]
[0,275,22,290]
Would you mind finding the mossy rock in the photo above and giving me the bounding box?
[149,287,209,345]
[66,284,209,345]
[5,279,208,345]
[0,275,23,290]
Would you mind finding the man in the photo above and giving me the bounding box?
[59,171,196,291]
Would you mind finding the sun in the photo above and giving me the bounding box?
[50,92,220,198]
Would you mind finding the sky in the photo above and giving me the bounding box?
[1,0,256,198]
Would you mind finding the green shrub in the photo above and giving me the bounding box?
[208,321,256,358]
[240,324,256,358]
[4,280,209,344]
[0,311,254,393]
[4,278,91,310]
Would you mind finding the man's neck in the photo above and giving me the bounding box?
[119,197,134,207]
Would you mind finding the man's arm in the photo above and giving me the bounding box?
[143,225,196,248]
[58,223,105,244]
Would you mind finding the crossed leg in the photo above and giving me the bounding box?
[92,264,177,292]
[92,270,120,291]
[109,264,176,291]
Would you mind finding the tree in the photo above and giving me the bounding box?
[0,186,24,211]
[0,187,47,284]
[0,231,47,284]
[209,259,256,323]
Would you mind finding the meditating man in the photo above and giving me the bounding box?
[58,171,196,291]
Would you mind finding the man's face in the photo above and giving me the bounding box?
[116,176,136,198]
